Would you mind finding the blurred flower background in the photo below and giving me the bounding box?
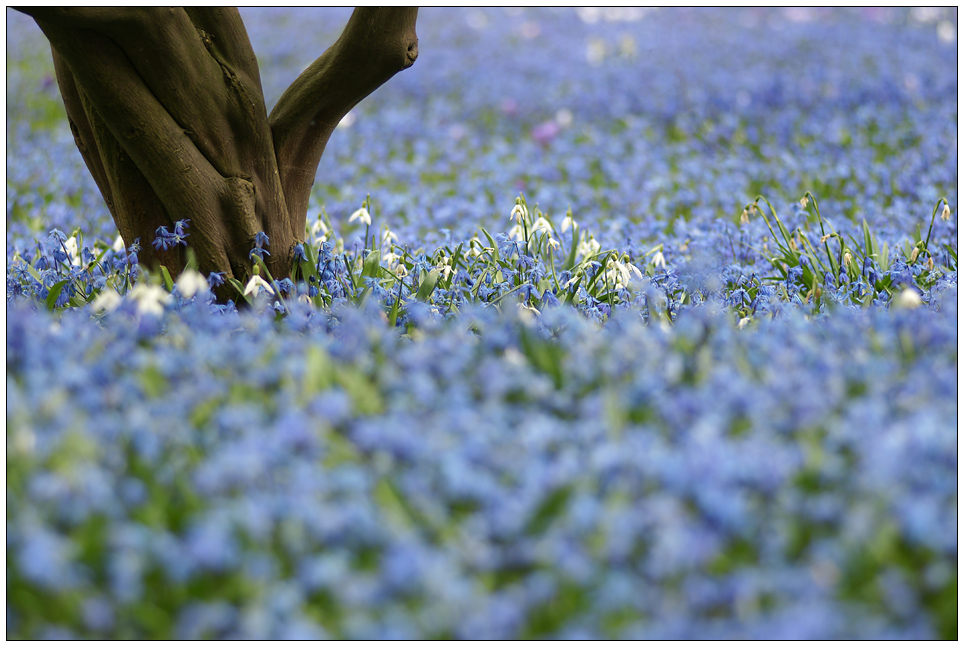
[6,7,958,639]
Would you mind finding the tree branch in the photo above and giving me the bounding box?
[269,7,419,221]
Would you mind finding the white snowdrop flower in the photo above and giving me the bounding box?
[546,237,560,251]
[894,287,922,310]
[130,283,172,316]
[738,316,752,329]
[381,227,399,247]
[508,223,524,241]
[466,237,484,258]
[941,203,951,221]
[625,260,644,280]
[437,256,453,281]
[349,207,371,227]
[560,214,575,233]
[576,234,600,259]
[91,290,123,314]
[299,294,312,305]
[175,270,209,299]
[608,258,643,287]
[243,275,275,298]
[532,216,554,234]
[652,250,666,269]
[112,235,126,252]
[64,236,81,266]
[311,218,329,240]
[510,203,528,224]
[555,108,573,127]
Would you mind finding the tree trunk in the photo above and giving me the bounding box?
[18,7,419,302]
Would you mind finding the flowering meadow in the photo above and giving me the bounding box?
[6,7,959,639]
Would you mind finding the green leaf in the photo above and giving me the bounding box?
[388,279,402,327]
[862,219,877,259]
[564,223,580,271]
[362,249,382,279]
[479,226,499,259]
[23,261,43,283]
[471,269,489,300]
[159,265,175,292]
[524,485,572,535]
[227,277,252,305]
[184,248,199,272]
[415,268,440,302]
[45,280,68,310]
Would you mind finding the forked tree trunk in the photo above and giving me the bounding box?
[18,7,419,302]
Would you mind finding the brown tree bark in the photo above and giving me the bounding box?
[17,7,419,302]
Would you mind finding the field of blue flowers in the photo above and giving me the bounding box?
[6,7,959,639]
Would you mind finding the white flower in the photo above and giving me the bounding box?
[129,283,172,316]
[64,236,81,266]
[894,287,922,310]
[510,203,528,224]
[349,207,371,227]
[560,214,575,233]
[381,227,399,247]
[652,250,666,269]
[532,216,554,234]
[608,258,644,287]
[243,275,275,298]
[466,237,484,259]
[91,290,123,314]
[546,237,560,251]
[112,235,126,252]
[941,203,951,221]
[576,234,600,259]
[310,218,329,240]
[175,270,209,299]
[436,256,453,281]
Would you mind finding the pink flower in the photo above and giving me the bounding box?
[531,120,560,146]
